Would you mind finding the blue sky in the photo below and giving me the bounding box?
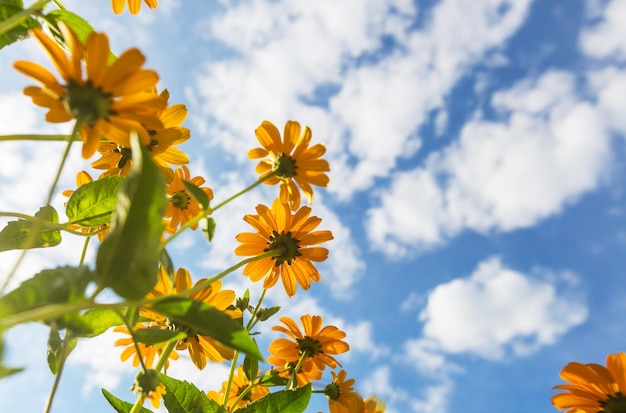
[1,0,626,412]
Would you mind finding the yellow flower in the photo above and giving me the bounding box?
[249,120,329,210]
[235,199,333,297]
[131,369,166,409]
[14,24,166,158]
[143,267,241,370]
[268,315,349,385]
[112,0,158,14]
[552,352,626,413]
[62,171,111,241]
[91,90,190,181]
[363,396,386,413]
[207,365,270,409]
[163,166,213,234]
[325,370,363,413]
[113,322,179,368]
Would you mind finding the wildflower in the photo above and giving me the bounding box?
[249,120,329,210]
[14,24,165,158]
[325,370,362,413]
[268,315,349,385]
[207,365,269,409]
[62,171,111,241]
[144,267,241,370]
[552,352,626,413]
[363,396,386,413]
[112,0,158,14]
[91,90,190,180]
[113,323,179,368]
[131,369,166,408]
[235,199,333,297]
[163,166,213,234]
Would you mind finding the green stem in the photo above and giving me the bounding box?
[245,288,267,332]
[154,339,177,373]
[287,352,308,390]
[212,172,276,213]
[0,212,84,235]
[78,236,91,266]
[46,122,80,205]
[42,331,72,413]
[0,134,71,142]
[0,0,50,38]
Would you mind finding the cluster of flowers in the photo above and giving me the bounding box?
[13,3,386,411]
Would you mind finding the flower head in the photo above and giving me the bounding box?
[143,267,241,370]
[363,396,386,413]
[268,315,349,385]
[112,0,158,14]
[249,120,329,210]
[552,352,626,413]
[235,199,333,297]
[131,369,166,408]
[14,24,166,158]
[113,322,179,369]
[91,90,190,180]
[163,166,213,234]
[325,370,362,413]
[62,171,111,241]
[207,365,270,409]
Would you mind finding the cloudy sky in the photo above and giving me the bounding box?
[1,0,626,412]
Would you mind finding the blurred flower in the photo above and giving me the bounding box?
[268,315,349,385]
[113,322,179,368]
[62,171,111,241]
[363,396,386,413]
[249,120,329,210]
[163,166,213,234]
[131,369,165,408]
[143,267,241,370]
[207,365,269,409]
[325,370,362,413]
[112,0,158,14]
[14,24,165,158]
[91,90,190,180]
[552,352,626,413]
[235,199,333,297]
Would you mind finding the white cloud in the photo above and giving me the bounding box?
[367,70,612,257]
[416,257,587,359]
[580,0,626,60]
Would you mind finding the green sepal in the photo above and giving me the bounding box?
[236,289,250,312]
[150,297,263,361]
[233,383,311,413]
[0,205,62,252]
[66,175,124,227]
[159,374,226,413]
[96,133,166,299]
[0,0,41,50]
[101,388,153,413]
[46,327,77,374]
[256,306,281,322]
[132,328,187,346]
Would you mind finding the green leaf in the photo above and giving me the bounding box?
[183,180,210,210]
[233,384,311,413]
[76,308,125,337]
[256,306,281,322]
[43,9,94,47]
[96,133,166,299]
[102,388,153,413]
[243,347,258,382]
[0,205,62,252]
[159,374,226,413]
[66,175,124,227]
[0,266,92,323]
[150,297,263,361]
[257,372,289,387]
[0,1,41,50]
[132,328,187,346]
[200,217,216,242]
[46,327,77,374]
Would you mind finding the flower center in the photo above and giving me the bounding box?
[113,146,133,168]
[264,230,302,266]
[64,79,113,126]
[601,392,626,413]
[273,153,297,179]
[171,190,191,210]
[296,336,322,357]
[323,382,341,401]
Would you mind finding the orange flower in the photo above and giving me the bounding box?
[235,199,333,297]
[207,366,270,409]
[325,370,363,413]
[163,166,213,234]
[363,396,386,413]
[249,120,329,210]
[113,323,179,368]
[112,0,158,14]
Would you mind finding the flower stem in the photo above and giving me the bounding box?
[46,122,80,205]
[0,134,71,142]
[0,0,50,38]
[42,331,72,413]
[211,172,276,213]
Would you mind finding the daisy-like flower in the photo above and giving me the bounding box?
[324,370,363,413]
[131,369,166,409]
[234,199,333,297]
[249,120,329,211]
[14,24,166,159]
[112,0,158,14]
[62,171,111,241]
[552,352,626,413]
[143,267,241,370]
[113,322,179,368]
[207,365,270,409]
[163,166,213,234]
[363,396,386,413]
[91,90,190,181]
[267,315,349,385]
